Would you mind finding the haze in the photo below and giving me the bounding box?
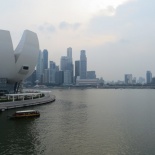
[0,0,154,81]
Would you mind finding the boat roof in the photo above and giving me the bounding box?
[16,110,38,113]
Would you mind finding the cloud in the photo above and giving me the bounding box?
[59,21,81,30]
[38,23,56,33]
[85,0,155,80]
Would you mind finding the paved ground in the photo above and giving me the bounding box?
[0,93,55,111]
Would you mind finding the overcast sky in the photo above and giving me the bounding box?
[0,0,155,81]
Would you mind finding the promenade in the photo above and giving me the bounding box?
[0,93,55,112]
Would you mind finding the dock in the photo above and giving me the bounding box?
[0,93,55,112]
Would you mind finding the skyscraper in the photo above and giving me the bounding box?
[67,47,72,63]
[36,50,43,82]
[75,60,80,82]
[60,56,69,71]
[80,50,87,79]
[124,74,132,84]
[146,71,152,84]
[87,71,96,79]
[43,49,48,70]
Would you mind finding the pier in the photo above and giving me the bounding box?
[0,93,55,112]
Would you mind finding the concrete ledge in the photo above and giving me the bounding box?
[0,93,55,112]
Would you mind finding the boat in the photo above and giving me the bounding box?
[8,110,40,119]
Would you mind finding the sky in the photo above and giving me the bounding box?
[0,0,155,81]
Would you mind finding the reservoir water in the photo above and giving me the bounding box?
[1,89,155,155]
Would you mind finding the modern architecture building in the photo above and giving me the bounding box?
[124,74,132,84]
[75,60,80,82]
[87,71,96,79]
[80,50,87,79]
[0,29,39,93]
[36,50,43,82]
[55,71,64,85]
[43,49,48,70]
[60,56,69,71]
[63,70,72,85]
[146,71,152,84]
[76,76,99,86]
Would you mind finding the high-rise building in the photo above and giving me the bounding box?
[87,71,96,79]
[49,61,56,70]
[36,50,43,82]
[60,48,74,84]
[124,74,132,84]
[146,71,152,84]
[43,49,48,70]
[60,56,69,71]
[80,50,87,79]
[67,47,72,63]
[55,71,64,85]
[43,69,50,84]
[75,60,80,82]
[63,70,72,85]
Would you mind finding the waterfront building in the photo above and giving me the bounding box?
[80,50,87,79]
[146,71,152,84]
[36,50,43,82]
[87,71,96,79]
[67,47,72,63]
[137,77,145,84]
[124,74,132,84]
[49,69,56,84]
[75,60,80,83]
[60,56,69,71]
[43,49,48,70]
[63,70,72,85]
[76,76,99,86]
[49,61,56,70]
[43,69,50,84]
[55,71,64,85]
[0,29,39,93]
[151,77,155,84]
[25,70,36,85]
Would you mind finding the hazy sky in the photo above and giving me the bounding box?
[0,0,155,81]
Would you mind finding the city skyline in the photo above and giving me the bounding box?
[0,0,155,81]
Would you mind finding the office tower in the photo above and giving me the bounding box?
[36,50,43,82]
[49,69,56,84]
[67,47,72,63]
[87,71,96,79]
[75,60,80,82]
[63,70,72,85]
[80,50,87,79]
[60,56,69,71]
[49,61,56,70]
[124,74,132,84]
[55,71,64,85]
[146,71,152,84]
[138,77,145,84]
[43,69,50,84]
[43,49,48,70]
[25,70,36,85]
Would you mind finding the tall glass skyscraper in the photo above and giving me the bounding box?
[146,71,152,84]
[80,50,87,79]
[36,50,43,82]
[43,49,48,70]
[75,60,80,82]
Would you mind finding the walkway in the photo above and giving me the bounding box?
[0,93,55,112]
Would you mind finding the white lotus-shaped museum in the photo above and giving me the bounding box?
[0,29,39,84]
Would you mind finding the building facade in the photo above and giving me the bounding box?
[80,50,87,79]
[146,71,152,84]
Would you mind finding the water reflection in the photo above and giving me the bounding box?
[1,89,155,154]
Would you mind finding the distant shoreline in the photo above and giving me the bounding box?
[24,85,155,90]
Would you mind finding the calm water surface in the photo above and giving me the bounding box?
[1,89,155,155]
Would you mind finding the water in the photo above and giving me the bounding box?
[1,89,155,155]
